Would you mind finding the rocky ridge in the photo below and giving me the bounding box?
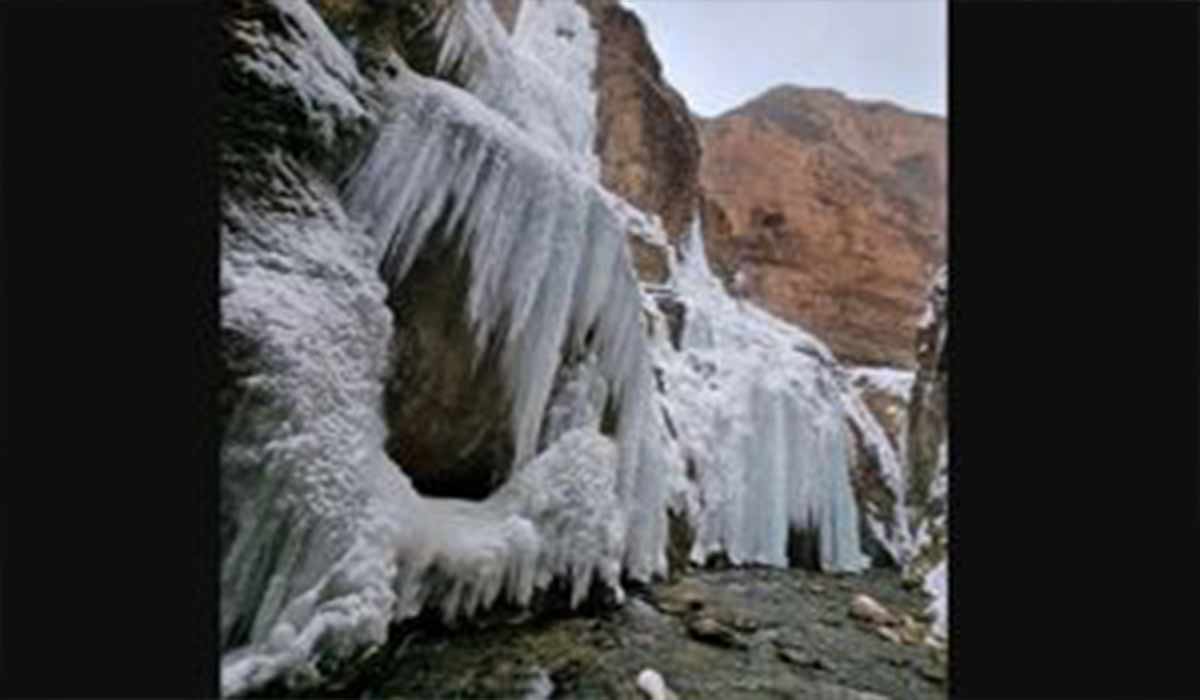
[699,85,946,368]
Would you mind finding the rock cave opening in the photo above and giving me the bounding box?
[378,225,517,502]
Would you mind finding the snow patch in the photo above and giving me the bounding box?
[848,366,915,402]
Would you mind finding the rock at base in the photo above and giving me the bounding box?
[849,593,897,626]
[687,615,748,649]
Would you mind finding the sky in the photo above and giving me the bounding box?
[620,0,946,118]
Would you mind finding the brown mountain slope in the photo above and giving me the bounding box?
[699,85,946,367]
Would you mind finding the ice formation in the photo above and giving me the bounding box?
[343,68,650,471]
[924,558,948,640]
[911,440,949,639]
[338,0,670,586]
[219,0,922,694]
[645,217,876,572]
[219,2,656,694]
[849,366,916,403]
[418,0,602,177]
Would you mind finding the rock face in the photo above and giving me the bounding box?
[848,367,915,456]
[901,267,948,640]
[581,0,703,243]
[699,86,947,367]
[904,267,949,585]
[905,266,948,517]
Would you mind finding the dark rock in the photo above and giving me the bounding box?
[687,616,747,649]
[666,507,696,580]
[917,662,947,684]
[382,242,515,501]
[777,646,822,669]
[652,580,706,616]
[652,293,688,352]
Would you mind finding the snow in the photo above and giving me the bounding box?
[932,440,948,501]
[220,177,409,696]
[924,558,948,640]
[222,424,630,695]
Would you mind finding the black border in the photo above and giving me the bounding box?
[951,1,1199,697]
[0,3,219,698]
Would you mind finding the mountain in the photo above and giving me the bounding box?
[699,85,947,368]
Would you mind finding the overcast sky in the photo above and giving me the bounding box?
[620,0,946,118]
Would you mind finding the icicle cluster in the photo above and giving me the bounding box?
[339,0,670,604]
[342,7,649,477]
[421,0,602,176]
[648,217,873,573]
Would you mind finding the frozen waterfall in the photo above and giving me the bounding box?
[218,0,915,695]
[647,217,873,573]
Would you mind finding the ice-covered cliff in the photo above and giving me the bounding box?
[218,1,927,695]
[905,265,949,640]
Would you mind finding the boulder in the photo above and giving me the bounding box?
[849,594,897,626]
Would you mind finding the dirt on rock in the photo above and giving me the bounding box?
[358,567,948,699]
